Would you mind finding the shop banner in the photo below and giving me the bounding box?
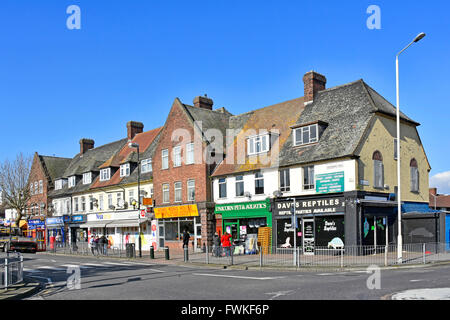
[273,196,345,216]
[46,217,64,226]
[154,204,198,219]
[215,199,271,220]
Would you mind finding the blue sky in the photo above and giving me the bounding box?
[0,1,449,192]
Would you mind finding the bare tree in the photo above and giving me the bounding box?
[0,153,32,226]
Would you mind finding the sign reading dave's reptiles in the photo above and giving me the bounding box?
[273,196,345,216]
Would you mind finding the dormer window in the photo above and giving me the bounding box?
[294,124,318,146]
[100,168,111,181]
[55,179,63,190]
[120,163,130,177]
[141,158,152,173]
[83,172,92,184]
[68,176,76,188]
[247,134,269,155]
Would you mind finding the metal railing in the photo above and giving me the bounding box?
[189,242,450,269]
[1,253,24,290]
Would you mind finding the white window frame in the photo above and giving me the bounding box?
[373,160,384,189]
[174,182,182,202]
[100,168,111,181]
[83,172,92,185]
[186,143,194,165]
[99,195,104,211]
[255,172,264,195]
[173,146,181,167]
[68,176,76,188]
[34,181,38,194]
[303,166,315,190]
[74,197,79,212]
[39,180,43,194]
[108,194,113,208]
[141,158,152,173]
[120,163,130,177]
[247,134,270,155]
[55,180,62,190]
[280,169,290,192]
[294,124,319,146]
[218,178,227,199]
[235,176,244,197]
[162,184,170,203]
[187,179,195,201]
[162,149,169,170]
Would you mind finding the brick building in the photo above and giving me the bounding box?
[152,96,232,250]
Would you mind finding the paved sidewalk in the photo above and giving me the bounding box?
[0,278,42,300]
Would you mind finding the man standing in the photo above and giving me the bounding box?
[182,229,190,249]
[221,231,232,257]
[213,232,221,257]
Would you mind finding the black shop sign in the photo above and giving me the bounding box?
[273,196,345,216]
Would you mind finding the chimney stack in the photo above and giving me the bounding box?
[429,188,437,196]
[80,138,95,154]
[127,121,144,140]
[193,95,213,110]
[303,71,327,105]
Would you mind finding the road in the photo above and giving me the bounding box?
[21,253,450,300]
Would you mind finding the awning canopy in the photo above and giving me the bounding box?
[79,219,148,229]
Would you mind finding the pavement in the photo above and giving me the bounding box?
[0,278,43,300]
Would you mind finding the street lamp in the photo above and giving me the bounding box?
[128,142,142,258]
[396,32,426,264]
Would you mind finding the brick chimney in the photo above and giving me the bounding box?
[127,121,144,140]
[193,95,213,110]
[303,71,327,105]
[429,188,437,196]
[79,138,95,154]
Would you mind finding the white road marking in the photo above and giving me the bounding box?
[265,290,295,300]
[410,279,425,282]
[193,273,285,280]
[37,266,66,271]
[102,261,134,266]
[392,288,450,300]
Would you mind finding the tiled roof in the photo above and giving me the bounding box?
[429,194,450,209]
[212,97,305,176]
[39,155,72,183]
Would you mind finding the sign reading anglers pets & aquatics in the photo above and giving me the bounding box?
[316,171,344,193]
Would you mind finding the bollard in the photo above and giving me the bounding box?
[259,246,263,268]
[164,246,170,260]
[206,245,209,264]
[150,246,155,259]
[423,243,426,264]
[340,248,344,268]
[384,245,388,266]
[230,246,234,266]
[4,258,8,290]
[184,247,189,262]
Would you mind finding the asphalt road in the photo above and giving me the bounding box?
[21,253,450,300]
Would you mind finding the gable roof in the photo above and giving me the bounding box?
[212,97,305,177]
[35,155,72,184]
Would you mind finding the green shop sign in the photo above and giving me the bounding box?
[215,199,271,220]
[316,171,345,194]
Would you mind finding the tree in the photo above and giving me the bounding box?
[0,153,32,226]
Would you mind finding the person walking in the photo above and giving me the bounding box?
[98,235,105,255]
[55,233,62,248]
[101,235,108,255]
[89,235,96,256]
[182,229,190,249]
[94,235,100,255]
[213,232,221,257]
[221,231,232,257]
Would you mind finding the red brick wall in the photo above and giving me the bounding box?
[27,154,49,216]
[153,101,211,207]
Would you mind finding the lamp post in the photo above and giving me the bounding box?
[395,32,426,264]
[128,142,142,258]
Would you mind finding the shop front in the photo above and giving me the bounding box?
[67,214,87,245]
[154,204,201,251]
[46,217,65,249]
[272,195,346,254]
[27,218,46,251]
[80,210,151,251]
[214,199,272,253]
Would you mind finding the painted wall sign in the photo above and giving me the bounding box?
[316,171,344,194]
[215,201,268,214]
[154,204,198,219]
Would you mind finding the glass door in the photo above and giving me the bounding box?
[303,219,315,255]
[158,223,165,249]
[224,220,239,243]
[194,216,202,252]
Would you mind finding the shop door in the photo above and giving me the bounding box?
[36,229,46,252]
[158,224,165,249]
[303,219,315,255]
[362,216,389,252]
[224,221,239,242]
[194,219,202,252]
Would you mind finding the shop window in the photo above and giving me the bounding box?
[163,184,170,203]
[162,149,169,169]
[235,176,244,197]
[303,166,315,190]
[255,172,264,195]
[187,180,195,201]
[219,178,227,198]
[410,158,419,192]
[180,220,194,240]
[174,182,182,202]
[373,151,384,189]
[164,221,178,240]
[280,169,290,192]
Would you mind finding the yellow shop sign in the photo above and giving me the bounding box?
[154,205,199,219]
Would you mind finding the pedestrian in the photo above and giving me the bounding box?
[94,235,100,255]
[89,235,96,255]
[98,235,104,255]
[55,233,62,248]
[182,229,190,249]
[221,231,232,257]
[101,235,108,255]
[213,232,221,257]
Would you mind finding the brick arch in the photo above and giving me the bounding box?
[372,150,383,161]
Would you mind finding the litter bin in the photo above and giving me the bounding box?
[126,243,136,258]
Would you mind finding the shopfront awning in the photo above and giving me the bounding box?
[107,220,141,228]
[78,219,148,229]
[78,221,112,228]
